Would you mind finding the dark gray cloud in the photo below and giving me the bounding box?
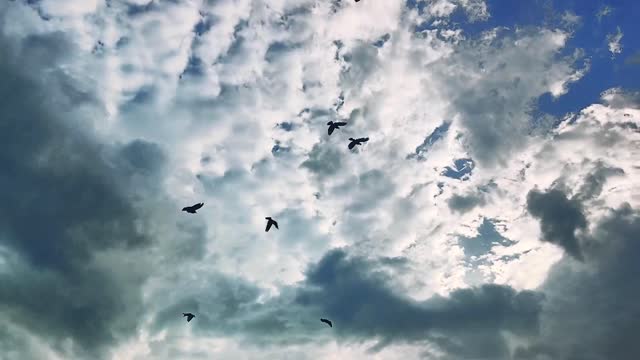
[152,274,261,333]
[575,161,624,201]
[527,164,624,260]
[301,144,343,177]
[295,249,544,358]
[448,192,486,213]
[526,188,587,260]
[448,182,497,213]
[517,204,640,360]
[151,248,544,358]
[339,43,380,91]
[0,27,167,359]
[344,169,395,213]
[431,29,581,167]
[453,81,528,167]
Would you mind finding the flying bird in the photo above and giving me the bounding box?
[183,313,196,322]
[320,318,333,327]
[327,121,347,135]
[182,203,204,214]
[348,137,369,150]
[265,217,279,232]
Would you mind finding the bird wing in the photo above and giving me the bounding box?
[266,221,272,232]
[336,122,347,126]
[273,221,279,229]
[328,126,335,135]
[194,203,204,210]
[320,319,332,327]
[348,142,356,149]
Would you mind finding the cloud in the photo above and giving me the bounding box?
[526,188,587,260]
[600,87,640,109]
[575,161,625,201]
[448,192,486,213]
[432,28,583,166]
[517,204,640,360]
[606,26,623,57]
[0,15,176,360]
[596,5,613,22]
[625,51,640,65]
[298,249,544,359]
[1,0,639,359]
[150,248,544,359]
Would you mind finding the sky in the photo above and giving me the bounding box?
[0,0,639,359]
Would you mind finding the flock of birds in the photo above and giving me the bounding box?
[169,0,640,339]
[178,88,369,328]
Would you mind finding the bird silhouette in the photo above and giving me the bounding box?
[265,217,279,232]
[320,318,333,327]
[182,203,204,214]
[327,121,347,135]
[183,313,196,322]
[348,137,369,150]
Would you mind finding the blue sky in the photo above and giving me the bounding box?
[447,0,640,116]
[409,0,639,116]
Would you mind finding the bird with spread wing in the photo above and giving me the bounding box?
[320,318,333,327]
[265,217,279,232]
[182,203,204,214]
[348,137,369,150]
[327,121,347,136]
[183,313,196,322]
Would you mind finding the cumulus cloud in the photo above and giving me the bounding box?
[432,28,583,166]
[517,204,640,360]
[1,0,639,359]
[0,28,159,359]
[148,249,544,359]
[526,188,587,260]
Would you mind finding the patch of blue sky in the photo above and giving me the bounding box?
[373,33,391,48]
[442,158,475,180]
[406,0,639,117]
[469,1,635,116]
[271,142,291,157]
[277,122,296,131]
[408,120,451,160]
[182,56,205,77]
[459,218,517,259]
[535,0,640,117]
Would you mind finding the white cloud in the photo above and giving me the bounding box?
[596,4,613,22]
[607,26,623,57]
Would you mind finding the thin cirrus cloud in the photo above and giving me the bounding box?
[0,0,639,359]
